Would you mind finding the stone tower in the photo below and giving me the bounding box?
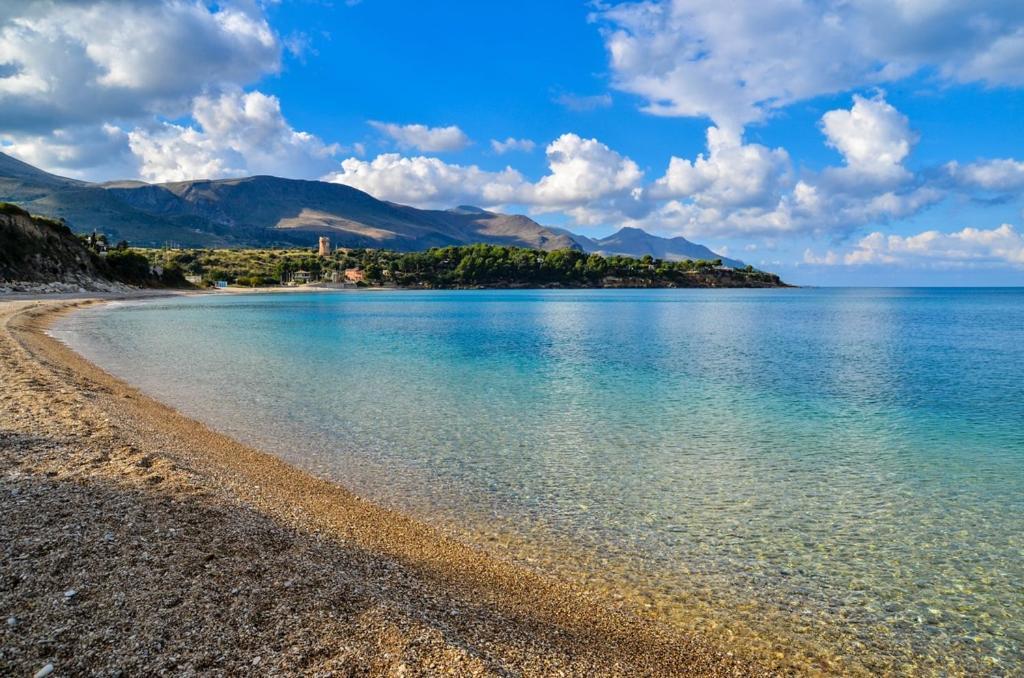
[318,236,330,257]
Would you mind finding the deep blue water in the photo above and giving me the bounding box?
[54,288,1024,673]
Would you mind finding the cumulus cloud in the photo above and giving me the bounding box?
[0,0,279,133]
[805,224,1024,268]
[945,158,1024,193]
[527,134,642,207]
[324,133,643,215]
[0,0,323,181]
[369,122,470,152]
[821,93,917,186]
[650,126,791,208]
[491,137,536,154]
[619,93,941,238]
[128,91,340,182]
[597,0,1024,130]
[322,154,525,208]
[326,95,951,238]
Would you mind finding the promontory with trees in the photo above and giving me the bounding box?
[141,243,788,289]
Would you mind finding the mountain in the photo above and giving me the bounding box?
[0,152,738,265]
[567,226,745,268]
[0,153,227,248]
[0,153,577,251]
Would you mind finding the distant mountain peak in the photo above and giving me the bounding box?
[571,225,742,268]
[0,151,85,187]
[447,205,490,215]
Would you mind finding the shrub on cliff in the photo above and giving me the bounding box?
[104,250,152,284]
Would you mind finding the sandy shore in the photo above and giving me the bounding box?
[0,296,779,676]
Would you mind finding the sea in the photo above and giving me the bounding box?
[53,288,1024,674]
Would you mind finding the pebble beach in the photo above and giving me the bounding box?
[0,297,775,676]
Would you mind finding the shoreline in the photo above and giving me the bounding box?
[0,296,781,675]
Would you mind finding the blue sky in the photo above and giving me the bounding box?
[2,0,1024,285]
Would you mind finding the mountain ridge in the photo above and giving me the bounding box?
[0,152,741,266]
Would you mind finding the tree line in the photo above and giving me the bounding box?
[143,243,783,288]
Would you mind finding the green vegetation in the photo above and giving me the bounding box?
[140,244,785,288]
[0,202,31,217]
[72,235,187,287]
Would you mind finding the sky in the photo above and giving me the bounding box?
[1,1,1024,285]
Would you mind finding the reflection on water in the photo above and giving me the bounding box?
[55,289,1024,674]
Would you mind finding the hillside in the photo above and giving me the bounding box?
[0,203,107,288]
[0,152,738,265]
[0,202,187,292]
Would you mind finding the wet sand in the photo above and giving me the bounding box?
[0,297,785,676]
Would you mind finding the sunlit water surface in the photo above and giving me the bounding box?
[54,289,1024,674]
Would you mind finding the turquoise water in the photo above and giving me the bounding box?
[55,289,1024,674]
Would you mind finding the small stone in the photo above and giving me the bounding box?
[35,664,54,678]
[64,589,77,599]
[252,656,262,665]
[6,615,16,626]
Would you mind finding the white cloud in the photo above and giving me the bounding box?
[597,0,1024,130]
[527,133,643,208]
[553,92,613,112]
[322,154,526,209]
[821,93,917,186]
[326,95,950,238]
[805,224,1024,268]
[0,0,279,133]
[619,93,941,239]
[324,133,644,215]
[650,126,791,208]
[369,121,470,152]
[946,158,1024,193]
[128,90,340,182]
[802,248,840,266]
[0,0,306,181]
[491,137,536,154]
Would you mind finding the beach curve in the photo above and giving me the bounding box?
[0,296,783,676]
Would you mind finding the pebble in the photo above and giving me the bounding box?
[7,615,16,626]
[34,664,54,678]
[64,589,77,599]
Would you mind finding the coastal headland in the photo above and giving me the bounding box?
[0,296,777,676]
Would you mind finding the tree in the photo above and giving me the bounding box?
[105,250,151,283]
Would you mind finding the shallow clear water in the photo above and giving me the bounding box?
[55,289,1024,674]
